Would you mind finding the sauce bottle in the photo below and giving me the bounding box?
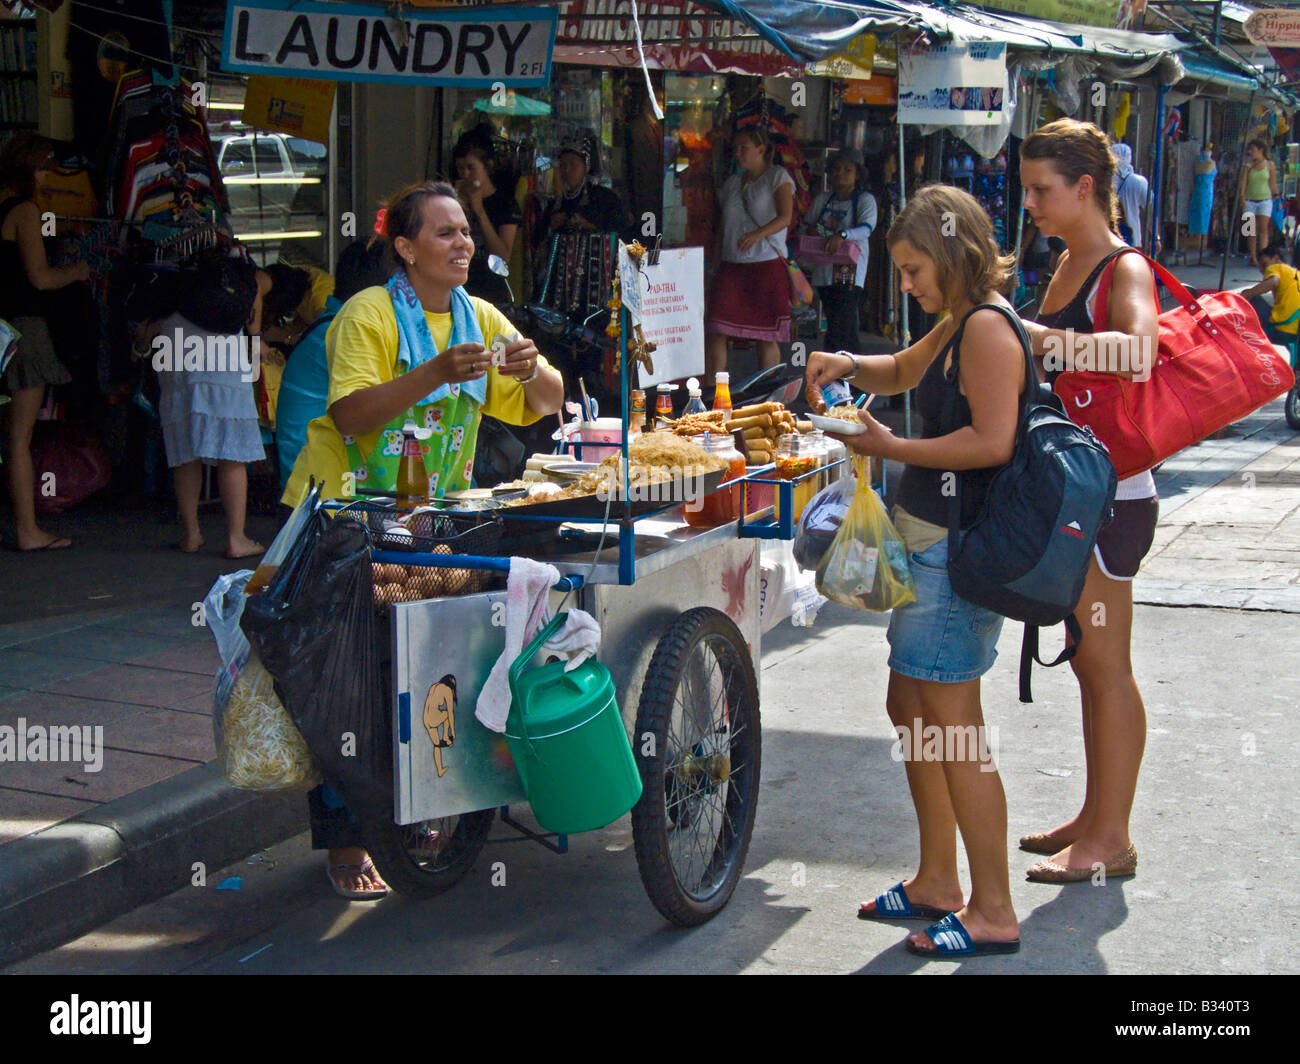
[712,370,732,414]
[395,419,429,509]
[684,433,747,528]
[629,389,647,434]
[654,383,677,427]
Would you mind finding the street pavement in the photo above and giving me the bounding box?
[2,253,1298,972]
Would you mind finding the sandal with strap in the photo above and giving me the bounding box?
[857,881,952,922]
[905,913,1020,958]
[327,856,389,900]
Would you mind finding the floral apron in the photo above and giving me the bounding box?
[344,382,481,499]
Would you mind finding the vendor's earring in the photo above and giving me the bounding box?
[408,257,415,265]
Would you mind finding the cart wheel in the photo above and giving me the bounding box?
[361,808,494,899]
[631,607,760,927]
[1286,385,1300,431]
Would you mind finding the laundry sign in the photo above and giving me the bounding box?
[222,0,556,86]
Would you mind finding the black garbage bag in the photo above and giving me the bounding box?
[241,511,392,815]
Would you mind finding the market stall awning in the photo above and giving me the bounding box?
[724,0,1187,61]
[1179,54,1262,93]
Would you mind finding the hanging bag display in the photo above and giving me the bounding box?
[1054,248,1294,479]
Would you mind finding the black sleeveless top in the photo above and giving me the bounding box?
[0,196,46,320]
[1034,247,1129,383]
[894,306,1016,529]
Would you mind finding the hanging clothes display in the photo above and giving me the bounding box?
[536,231,617,324]
[103,72,230,252]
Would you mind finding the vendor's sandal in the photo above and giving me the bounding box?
[857,881,951,922]
[904,913,1020,958]
[327,857,389,900]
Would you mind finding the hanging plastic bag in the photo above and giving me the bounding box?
[759,540,826,632]
[794,469,856,573]
[816,471,916,612]
[203,568,255,749]
[219,648,321,792]
[242,511,392,815]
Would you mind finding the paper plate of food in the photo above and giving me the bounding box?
[807,410,867,436]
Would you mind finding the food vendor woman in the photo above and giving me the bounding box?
[282,180,563,900]
[283,181,564,510]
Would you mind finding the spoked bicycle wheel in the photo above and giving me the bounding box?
[1286,384,1300,431]
[361,807,494,898]
[631,607,761,926]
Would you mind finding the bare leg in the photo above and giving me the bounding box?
[1045,557,1145,870]
[6,385,70,550]
[217,460,263,557]
[172,460,204,552]
[907,677,1018,950]
[859,672,964,916]
[705,332,729,378]
[755,340,781,371]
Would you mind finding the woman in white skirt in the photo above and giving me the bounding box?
[151,254,265,557]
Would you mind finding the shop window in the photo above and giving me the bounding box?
[206,76,330,270]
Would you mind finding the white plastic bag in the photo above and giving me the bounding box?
[759,540,827,632]
[219,648,320,792]
[204,569,255,731]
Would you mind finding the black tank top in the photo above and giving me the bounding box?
[0,196,46,320]
[1034,247,1129,383]
[894,305,1018,529]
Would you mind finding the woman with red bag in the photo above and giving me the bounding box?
[1016,119,1160,883]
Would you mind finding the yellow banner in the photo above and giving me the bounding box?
[806,34,875,81]
[241,75,336,145]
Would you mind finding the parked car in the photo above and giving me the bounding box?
[216,131,327,266]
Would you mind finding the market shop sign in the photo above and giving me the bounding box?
[898,41,1007,127]
[222,0,556,86]
[1245,9,1300,46]
[242,75,336,143]
[634,246,705,388]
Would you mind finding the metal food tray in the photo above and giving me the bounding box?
[491,467,726,521]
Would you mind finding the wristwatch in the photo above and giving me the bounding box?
[518,361,541,384]
[837,351,859,379]
[838,228,849,239]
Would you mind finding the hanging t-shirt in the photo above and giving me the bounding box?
[719,165,795,263]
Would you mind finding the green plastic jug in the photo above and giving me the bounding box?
[504,612,642,834]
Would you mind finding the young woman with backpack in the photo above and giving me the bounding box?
[806,185,1025,958]
[1016,118,1161,884]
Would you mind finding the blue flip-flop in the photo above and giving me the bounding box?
[904,913,1020,958]
[857,881,951,922]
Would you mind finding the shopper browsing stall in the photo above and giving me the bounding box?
[705,127,795,377]
[804,148,877,352]
[454,131,521,306]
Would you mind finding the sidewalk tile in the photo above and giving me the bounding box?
[41,663,212,710]
[109,606,210,640]
[0,686,22,702]
[0,691,144,727]
[102,707,216,762]
[0,649,108,691]
[0,612,125,650]
[126,641,218,677]
[10,626,188,666]
[0,747,195,803]
[0,787,99,845]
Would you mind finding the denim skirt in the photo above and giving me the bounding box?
[886,537,1004,684]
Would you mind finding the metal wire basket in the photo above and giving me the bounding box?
[348,503,505,599]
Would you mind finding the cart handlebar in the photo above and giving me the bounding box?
[370,550,584,592]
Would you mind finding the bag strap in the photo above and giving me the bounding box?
[1018,615,1082,704]
[942,303,1039,554]
[1091,245,1201,331]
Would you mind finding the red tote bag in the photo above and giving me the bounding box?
[1053,249,1294,479]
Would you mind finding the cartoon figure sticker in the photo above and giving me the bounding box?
[422,674,457,778]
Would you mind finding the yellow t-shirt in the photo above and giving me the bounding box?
[1266,264,1300,334]
[282,286,551,504]
[296,266,336,324]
